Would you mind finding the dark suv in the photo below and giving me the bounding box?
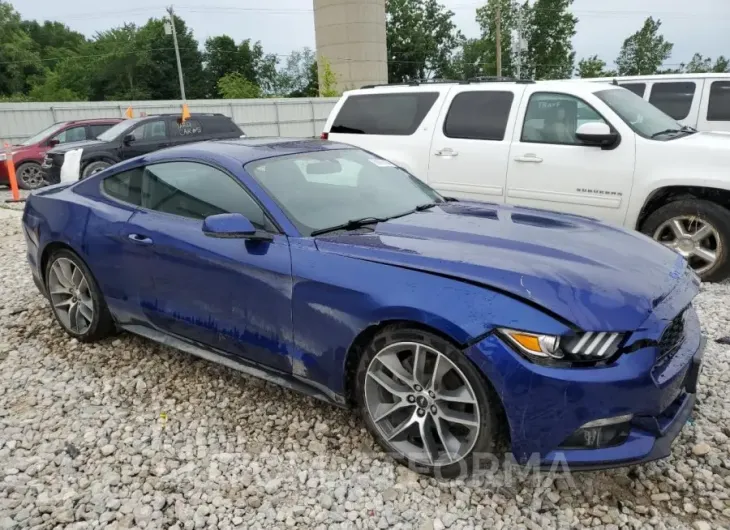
[42,113,245,183]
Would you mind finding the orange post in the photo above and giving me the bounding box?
[4,143,21,202]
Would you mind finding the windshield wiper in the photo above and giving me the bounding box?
[415,202,439,211]
[310,217,386,236]
[651,125,696,139]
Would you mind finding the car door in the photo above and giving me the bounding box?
[505,88,636,225]
[426,86,521,202]
[119,160,294,373]
[121,118,171,160]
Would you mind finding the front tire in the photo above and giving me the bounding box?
[354,325,501,478]
[641,199,730,282]
[16,162,46,190]
[81,160,112,179]
[45,249,115,342]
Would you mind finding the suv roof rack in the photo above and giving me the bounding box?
[141,112,227,117]
[361,77,535,89]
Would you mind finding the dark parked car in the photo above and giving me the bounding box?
[41,113,244,183]
[1,119,121,190]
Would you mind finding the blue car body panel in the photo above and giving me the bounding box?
[21,139,703,471]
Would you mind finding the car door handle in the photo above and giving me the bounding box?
[128,233,153,245]
[434,148,458,157]
[514,154,543,163]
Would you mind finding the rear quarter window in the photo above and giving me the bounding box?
[649,82,696,120]
[708,81,730,121]
[171,119,204,138]
[331,92,439,136]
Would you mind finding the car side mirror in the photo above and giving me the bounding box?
[202,213,273,242]
[575,122,618,148]
[123,134,135,144]
[48,138,60,147]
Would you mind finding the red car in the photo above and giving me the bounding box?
[1,119,121,190]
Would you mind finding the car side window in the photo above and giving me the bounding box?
[620,83,646,98]
[521,92,609,146]
[140,161,270,229]
[708,81,730,121]
[171,119,203,138]
[649,82,696,120]
[54,126,87,144]
[131,120,168,142]
[443,91,514,141]
[101,167,144,206]
[89,124,114,138]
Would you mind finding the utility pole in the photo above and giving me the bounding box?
[495,1,502,77]
[166,6,186,101]
[514,2,522,79]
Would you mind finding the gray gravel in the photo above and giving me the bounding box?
[2,187,730,529]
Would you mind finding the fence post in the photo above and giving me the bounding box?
[229,102,235,120]
[310,100,317,138]
[50,106,57,123]
[273,101,281,137]
[118,104,124,118]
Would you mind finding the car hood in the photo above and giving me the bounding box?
[314,201,695,331]
[48,139,108,154]
[671,130,730,149]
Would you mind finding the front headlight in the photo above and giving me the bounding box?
[499,328,625,365]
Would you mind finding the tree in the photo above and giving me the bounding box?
[0,1,43,96]
[318,57,339,97]
[471,0,527,78]
[21,20,86,66]
[576,55,609,78]
[204,35,242,96]
[680,53,730,74]
[386,0,463,82]
[615,17,673,76]
[277,48,318,97]
[526,0,577,79]
[217,72,261,99]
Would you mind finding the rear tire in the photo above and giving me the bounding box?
[354,325,502,478]
[16,162,46,190]
[81,160,112,179]
[641,199,730,282]
[45,248,115,342]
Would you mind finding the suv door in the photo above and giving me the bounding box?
[505,88,636,225]
[426,86,521,202]
[121,118,171,159]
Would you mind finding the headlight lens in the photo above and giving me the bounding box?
[499,328,625,364]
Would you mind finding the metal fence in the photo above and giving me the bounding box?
[0,98,340,144]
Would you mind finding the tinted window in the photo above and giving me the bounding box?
[522,92,608,145]
[90,124,115,138]
[708,81,730,121]
[649,82,695,120]
[141,162,268,228]
[443,91,514,141]
[171,119,203,138]
[331,92,439,136]
[620,83,646,98]
[131,120,168,141]
[102,167,144,205]
[247,149,442,236]
[55,126,87,144]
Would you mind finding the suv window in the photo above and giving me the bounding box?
[620,83,646,98]
[55,126,87,144]
[90,124,115,138]
[522,92,609,145]
[131,120,168,141]
[331,92,439,136]
[649,82,695,120]
[102,167,144,205]
[172,119,204,138]
[443,91,514,141]
[141,162,269,228]
[708,81,730,121]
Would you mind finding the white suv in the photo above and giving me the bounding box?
[322,79,730,282]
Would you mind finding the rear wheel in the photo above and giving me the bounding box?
[354,326,501,478]
[641,199,730,282]
[81,160,112,179]
[16,162,46,190]
[45,249,115,342]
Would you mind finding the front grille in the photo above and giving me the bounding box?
[656,310,686,365]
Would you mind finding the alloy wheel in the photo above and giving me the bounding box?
[48,257,94,334]
[18,164,45,189]
[653,216,721,276]
[364,342,480,467]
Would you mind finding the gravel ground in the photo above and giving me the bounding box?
[1,187,730,530]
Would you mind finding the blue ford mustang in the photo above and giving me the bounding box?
[22,138,704,476]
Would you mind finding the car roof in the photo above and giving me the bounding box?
[588,72,730,82]
[63,118,122,125]
[145,138,353,165]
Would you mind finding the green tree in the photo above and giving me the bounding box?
[576,55,610,78]
[204,35,241,96]
[615,17,673,76]
[386,0,463,82]
[713,56,730,73]
[525,0,577,79]
[217,72,262,99]
[0,1,42,96]
[21,20,86,66]
[318,57,339,97]
[277,48,318,97]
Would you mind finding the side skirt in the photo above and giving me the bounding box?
[121,324,347,408]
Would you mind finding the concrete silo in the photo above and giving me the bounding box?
[313,0,388,93]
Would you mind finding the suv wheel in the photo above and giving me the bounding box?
[81,160,112,179]
[16,162,46,190]
[641,199,730,282]
[354,326,501,478]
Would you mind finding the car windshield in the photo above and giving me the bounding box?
[21,123,68,146]
[96,120,136,142]
[595,87,689,139]
[246,148,444,236]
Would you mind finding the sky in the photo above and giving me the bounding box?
[15,0,730,70]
